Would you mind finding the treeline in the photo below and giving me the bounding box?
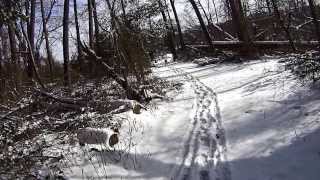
[0,0,320,102]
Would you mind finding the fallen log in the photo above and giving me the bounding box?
[34,88,86,106]
[190,41,319,50]
[0,103,32,121]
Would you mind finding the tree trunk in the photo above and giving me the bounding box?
[88,0,94,49]
[188,0,214,49]
[197,0,213,28]
[170,0,185,49]
[73,0,83,70]
[25,0,33,77]
[120,0,127,20]
[265,0,272,14]
[271,0,296,51]
[228,0,253,55]
[0,26,3,75]
[0,26,9,71]
[7,23,19,87]
[0,26,4,100]
[158,0,177,60]
[14,21,28,82]
[20,22,46,89]
[308,0,320,44]
[25,0,30,30]
[92,0,100,51]
[63,0,71,86]
[29,0,37,66]
[40,0,54,82]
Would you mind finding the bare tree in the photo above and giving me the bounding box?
[63,0,71,86]
[7,23,18,87]
[159,0,177,60]
[265,0,272,14]
[228,0,253,54]
[169,0,185,49]
[88,0,94,48]
[92,0,100,51]
[20,22,45,89]
[188,0,214,49]
[40,0,54,81]
[271,0,296,51]
[73,0,83,69]
[212,0,219,23]
[308,0,320,44]
[25,0,36,77]
[0,25,4,99]
[30,0,37,64]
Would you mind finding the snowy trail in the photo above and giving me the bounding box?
[170,66,231,180]
[61,59,320,180]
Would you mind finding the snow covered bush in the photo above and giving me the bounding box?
[286,51,320,82]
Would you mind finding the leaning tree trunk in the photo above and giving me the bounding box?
[63,0,71,87]
[81,43,145,102]
[308,0,320,44]
[228,0,253,55]
[73,0,83,70]
[188,0,214,49]
[40,0,54,81]
[158,0,177,60]
[170,0,185,49]
[20,22,46,89]
[271,0,296,51]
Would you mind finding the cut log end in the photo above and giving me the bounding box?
[109,133,119,147]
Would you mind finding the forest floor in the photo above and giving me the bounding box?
[30,55,320,180]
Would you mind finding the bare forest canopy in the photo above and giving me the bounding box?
[0,0,319,102]
[1,0,320,179]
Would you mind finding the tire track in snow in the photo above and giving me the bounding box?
[170,65,231,180]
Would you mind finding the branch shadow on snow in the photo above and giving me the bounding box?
[160,64,240,80]
[227,127,320,180]
[226,84,320,146]
[175,58,320,179]
[216,71,282,94]
[222,80,320,179]
[68,149,181,179]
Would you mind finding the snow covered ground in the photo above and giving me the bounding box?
[61,58,320,180]
[168,59,320,180]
